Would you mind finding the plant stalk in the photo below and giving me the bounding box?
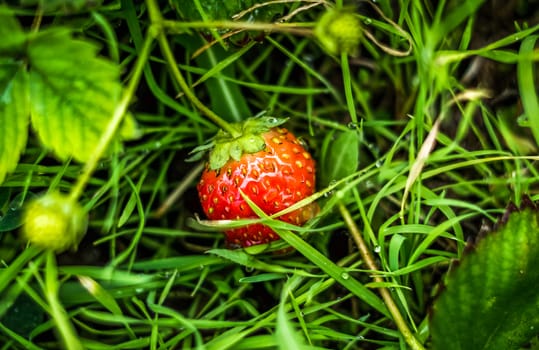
[45,251,84,350]
[69,29,156,202]
[145,0,241,138]
[338,202,426,350]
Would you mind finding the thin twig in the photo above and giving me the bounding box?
[338,202,426,350]
[146,0,243,138]
[69,30,156,202]
[154,162,205,218]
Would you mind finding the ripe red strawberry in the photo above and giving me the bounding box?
[196,117,318,248]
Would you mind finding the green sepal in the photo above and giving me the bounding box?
[430,196,539,350]
[191,116,288,170]
[186,140,216,162]
[211,116,287,169]
[210,141,232,169]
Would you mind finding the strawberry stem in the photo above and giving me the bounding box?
[69,26,156,203]
[146,0,241,138]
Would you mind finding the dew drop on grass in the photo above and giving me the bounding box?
[366,143,380,156]
[267,117,278,125]
[324,180,337,197]
[341,272,350,280]
[363,18,372,25]
[347,122,359,129]
[373,246,381,254]
[364,180,375,188]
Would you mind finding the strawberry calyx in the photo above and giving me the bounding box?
[191,116,288,170]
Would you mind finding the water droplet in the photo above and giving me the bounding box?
[519,270,525,274]
[356,335,365,340]
[363,18,373,25]
[375,160,383,168]
[153,141,162,149]
[367,143,380,155]
[374,246,381,253]
[324,180,337,197]
[341,272,350,280]
[302,54,315,66]
[347,122,359,129]
[135,288,144,294]
[267,117,278,125]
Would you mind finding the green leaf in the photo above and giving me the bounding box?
[0,293,44,338]
[77,276,123,316]
[27,28,123,162]
[429,0,486,47]
[517,35,539,150]
[276,276,306,350]
[0,63,30,184]
[0,192,37,232]
[0,9,27,55]
[430,200,539,350]
[321,130,359,187]
[119,112,142,140]
[193,43,252,123]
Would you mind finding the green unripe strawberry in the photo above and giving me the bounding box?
[315,9,363,56]
[21,192,87,253]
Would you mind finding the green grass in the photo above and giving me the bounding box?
[1,0,539,349]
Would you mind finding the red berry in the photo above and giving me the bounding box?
[197,126,318,248]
